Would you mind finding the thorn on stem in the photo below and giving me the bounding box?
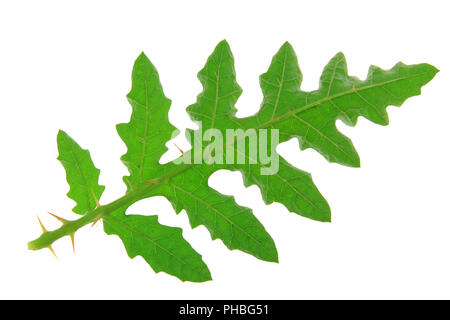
[48,246,58,259]
[91,217,101,228]
[173,143,185,156]
[91,190,101,208]
[70,233,75,254]
[37,216,58,258]
[47,212,68,224]
[37,216,47,232]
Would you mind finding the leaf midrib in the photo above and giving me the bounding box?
[137,81,150,185]
[258,70,434,129]
[67,147,94,212]
[210,44,224,129]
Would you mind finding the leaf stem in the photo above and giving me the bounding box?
[27,164,191,251]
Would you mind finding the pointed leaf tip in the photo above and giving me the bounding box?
[137,51,148,60]
[271,41,299,68]
[131,51,154,76]
[213,39,232,55]
[281,40,292,48]
[56,129,69,143]
[279,41,295,54]
[334,51,346,60]
[217,39,230,47]
[426,63,440,76]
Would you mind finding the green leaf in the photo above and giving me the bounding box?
[103,211,211,282]
[152,164,279,262]
[185,40,331,222]
[117,43,278,263]
[239,157,331,222]
[186,40,242,131]
[173,41,279,260]
[57,130,104,215]
[29,40,438,283]
[242,42,438,167]
[117,52,178,189]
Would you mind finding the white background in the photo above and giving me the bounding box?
[1,0,449,299]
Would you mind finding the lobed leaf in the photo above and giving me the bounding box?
[45,40,438,283]
[242,42,439,167]
[237,158,331,222]
[186,40,242,132]
[103,210,211,282]
[151,164,278,262]
[186,41,331,222]
[57,130,104,215]
[117,52,178,189]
